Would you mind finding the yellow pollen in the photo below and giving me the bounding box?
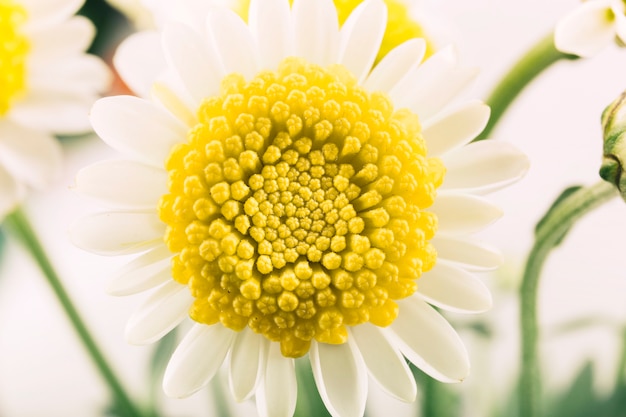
[0,0,28,116]
[235,0,434,62]
[159,57,445,358]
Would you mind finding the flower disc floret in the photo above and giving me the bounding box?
[0,0,28,115]
[159,57,445,358]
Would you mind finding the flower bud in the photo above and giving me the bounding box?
[600,91,626,197]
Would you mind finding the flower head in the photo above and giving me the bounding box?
[0,0,110,219]
[72,0,528,416]
[600,91,626,197]
[555,0,626,57]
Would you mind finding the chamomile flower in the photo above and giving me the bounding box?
[72,0,528,416]
[0,0,110,220]
[555,0,626,58]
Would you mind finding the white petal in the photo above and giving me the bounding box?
[29,55,111,97]
[292,0,339,66]
[417,262,492,313]
[70,211,165,256]
[422,100,490,157]
[75,160,167,209]
[338,0,387,84]
[0,164,21,220]
[257,342,296,417]
[352,324,416,402]
[363,39,426,93]
[441,140,529,194]
[126,280,193,345]
[28,16,94,62]
[391,297,470,382]
[554,0,616,58]
[163,324,236,398]
[206,8,259,80]
[162,23,224,107]
[229,328,266,402]
[151,0,214,33]
[90,96,187,167]
[430,193,502,235]
[0,121,62,188]
[114,31,166,97]
[11,93,94,134]
[249,0,293,70]
[150,80,198,128]
[431,236,502,271]
[390,45,456,107]
[391,46,478,120]
[310,340,368,417]
[410,68,478,122]
[614,7,626,44]
[22,0,83,26]
[107,246,173,296]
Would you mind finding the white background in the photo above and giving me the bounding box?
[2,0,626,416]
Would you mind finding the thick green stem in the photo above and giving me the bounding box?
[519,182,616,417]
[477,32,576,141]
[5,208,144,417]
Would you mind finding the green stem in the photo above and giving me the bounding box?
[476,32,577,141]
[5,208,144,417]
[615,327,626,389]
[519,182,617,417]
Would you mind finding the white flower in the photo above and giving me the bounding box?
[0,0,110,219]
[555,0,626,58]
[71,0,528,416]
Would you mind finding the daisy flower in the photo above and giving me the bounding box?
[0,0,110,220]
[72,0,528,416]
[554,0,626,58]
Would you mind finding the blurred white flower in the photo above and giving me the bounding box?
[555,0,626,58]
[0,0,110,219]
[72,0,528,416]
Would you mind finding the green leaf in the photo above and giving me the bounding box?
[534,185,583,245]
[545,362,595,417]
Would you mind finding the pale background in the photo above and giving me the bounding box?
[2,0,626,416]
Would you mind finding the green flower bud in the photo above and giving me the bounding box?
[600,91,626,198]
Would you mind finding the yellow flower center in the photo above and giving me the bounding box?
[159,57,445,358]
[0,0,28,116]
[236,0,434,62]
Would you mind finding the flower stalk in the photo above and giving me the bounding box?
[476,32,576,141]
[5,208,145,417]
[519,181,617,417]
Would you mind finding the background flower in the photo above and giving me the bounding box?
[0,0,110,220]
[555,0,626,57]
